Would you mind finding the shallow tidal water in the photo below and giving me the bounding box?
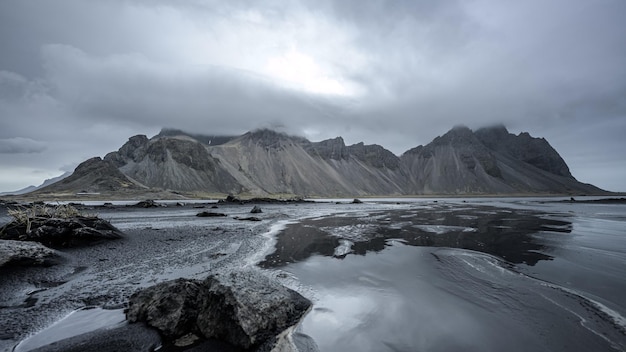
[261,199,626,352]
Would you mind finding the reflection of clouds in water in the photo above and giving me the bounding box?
[293,243,626,352]
[304,291,378,343]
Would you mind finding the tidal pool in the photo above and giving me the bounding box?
[262,201,626,351]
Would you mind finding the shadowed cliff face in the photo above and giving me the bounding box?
[46,126,606,197]
[474,125,573,178]
[400,125,603,195]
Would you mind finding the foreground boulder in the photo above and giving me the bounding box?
[0,240,59,268]
[0,216,124,247]
[126,279,204,339]
[126,270,311,350]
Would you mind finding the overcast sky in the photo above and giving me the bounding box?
[1,0,625,193]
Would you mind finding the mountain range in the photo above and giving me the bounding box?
[28,125,606,198]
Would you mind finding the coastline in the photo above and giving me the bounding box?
[2,196,625,351]
[0,199,387,351]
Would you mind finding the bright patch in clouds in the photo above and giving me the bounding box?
[265,48,357,96]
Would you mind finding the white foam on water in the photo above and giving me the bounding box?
[244,219,296,268]
[539,282,626,333]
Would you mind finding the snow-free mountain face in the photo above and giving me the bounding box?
[34,126,607,197]
[400,125,600,195]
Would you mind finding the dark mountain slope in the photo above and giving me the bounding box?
[474,125,572,178]
[33,157,144,195]
[209,129,406,196]
[401,126,511,194]
[401,125,605,195]
[104,135,242,193]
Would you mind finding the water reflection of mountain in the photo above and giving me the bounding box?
[259,204,572,268]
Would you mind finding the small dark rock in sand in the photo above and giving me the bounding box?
[132,199,163,208]
[126,270,311,350]
[235,217,262,222]
[250,206,263,214]
[219,195,243,204]
[352,198,363,204]
[0,217,124,248]
[196,212,227,218]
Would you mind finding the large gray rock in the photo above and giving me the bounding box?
[126,270,311,350]
[0,240,58,268]
[126,278,205,338]
[197,271,311,349]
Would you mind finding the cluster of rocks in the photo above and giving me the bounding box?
[130,199,164,208]
[219,195,310,205]
[197,205,264,222]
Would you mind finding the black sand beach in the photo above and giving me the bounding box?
[1,198,625,351]
[0,201,279,351]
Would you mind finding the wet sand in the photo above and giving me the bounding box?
[2,198,625,351]
[0,200,383,351]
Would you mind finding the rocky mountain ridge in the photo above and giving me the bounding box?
[33,126,607,197]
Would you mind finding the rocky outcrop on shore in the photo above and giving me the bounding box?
[1,216,124,248]
[127,270,312,350]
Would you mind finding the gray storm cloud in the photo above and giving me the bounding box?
[0,137,46,154]
[0,0,625,191]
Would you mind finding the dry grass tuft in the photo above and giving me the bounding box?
[7,204,90,226]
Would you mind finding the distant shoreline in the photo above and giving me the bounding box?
[2,191,622,204]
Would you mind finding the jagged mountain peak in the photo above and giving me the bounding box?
[432,125,479,146]
[234,129,309,148]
